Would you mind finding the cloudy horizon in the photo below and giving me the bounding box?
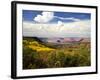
[23,10,91,38]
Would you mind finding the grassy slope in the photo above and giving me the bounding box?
[23,37,91,69]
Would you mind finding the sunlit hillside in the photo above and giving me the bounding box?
[23,39,55,52]
[23,37,91,69]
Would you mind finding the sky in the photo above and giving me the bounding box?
[23,10,90,23]
[22,10,91,38]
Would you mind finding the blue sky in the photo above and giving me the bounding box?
[23,10,41,21]
[23,10,91,23]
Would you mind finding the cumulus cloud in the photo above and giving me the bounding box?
[57,21,63,26]
[34,12,54,23]
[33,11,81,23]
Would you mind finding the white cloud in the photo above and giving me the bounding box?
[57,21,63,26]
[33,11,81,23]
[54,16,80,22]
[23,20,90,38]
[34,12,54,23]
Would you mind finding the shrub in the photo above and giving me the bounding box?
[56,51,65,67]
[47,52,57,68]
[23,46,48,69]
[23,46,37,69]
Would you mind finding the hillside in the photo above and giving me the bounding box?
[23,37,91,69]
[23,37,55,52]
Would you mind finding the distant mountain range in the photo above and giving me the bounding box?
[23,36,90,44]
[40,37,90,43]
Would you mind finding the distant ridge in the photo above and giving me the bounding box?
[23,37,90,44]
[23,36,43,43]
